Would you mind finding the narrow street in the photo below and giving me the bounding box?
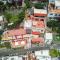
[0,46,50,56]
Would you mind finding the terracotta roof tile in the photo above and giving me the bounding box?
[6,28,26,36]
[32,31,40,35]
[33,21,45,28]
[31,37,44,43]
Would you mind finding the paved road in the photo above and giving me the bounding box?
[0,44,60,56]
[0,46,50,57]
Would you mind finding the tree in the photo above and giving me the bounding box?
[6,15,18,29]
[10,15,18,23]
[18,10,25,24]
[58,51,60,57]
[13,10,25,28]
[49,49,59,57]
[57,28,60,35]
[47,20,58,31]
[4,12,12,23]
[9,10,25,28]
[47,19,60,33]
[34,2,47,9]
[0,1,7,12]
[24,0,31,8]
[6,2,12,9]
[0,1,4,10]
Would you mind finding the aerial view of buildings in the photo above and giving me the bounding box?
[0,0,60,60]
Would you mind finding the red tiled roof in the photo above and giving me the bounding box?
[37,21,45,28]
[33,21,45,28]
[7,28,26,36]
[32,31,40,35]
[31,38,44,43]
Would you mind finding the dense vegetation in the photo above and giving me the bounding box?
[47,19,60,34]
[4,9,25,29]
[24,0,32,8]
[34,2,47,9]
[49,49,60,57]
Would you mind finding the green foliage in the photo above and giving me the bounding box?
[9,10,25,28]
[0,1,4,8]
[54,35,60,41]
[12,11,25,28]
[47,20,60,33]
[5,13,18,23]
[0,1,7,12]
[6,2,12,8]
[24,0,31,8]
[4,12,12,23]
[58,51,60,57]
[34,2,47,9]
[0,1,4,5]
[47,20,58,28]
[57,28,60,34]
[18,10,25,22]
[4,7,25,29]
[10,15,18,23]
[49,49,59,57]
[4,42,11,49]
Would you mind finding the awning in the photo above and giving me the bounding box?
[34,13,47,16]
[32,31,40,35]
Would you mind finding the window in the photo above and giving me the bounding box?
[40,19,44,21]
[32,51,35,53]
[41,30,43,32]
